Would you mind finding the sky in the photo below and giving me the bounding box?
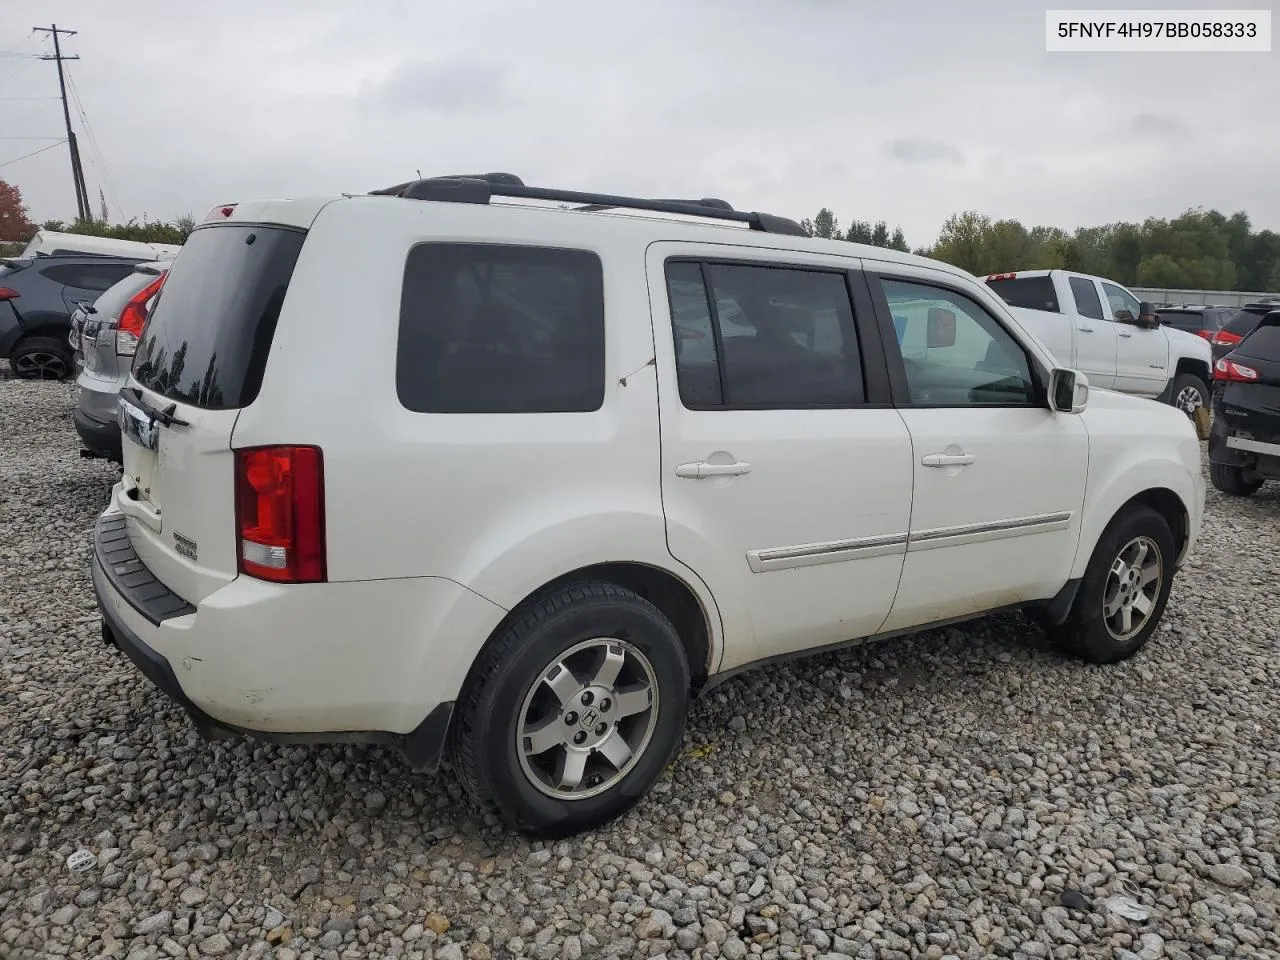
[2,0,1277,247]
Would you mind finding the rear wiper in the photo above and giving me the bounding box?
[123,385,190,428]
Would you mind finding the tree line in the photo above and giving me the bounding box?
[803,205,1280,292]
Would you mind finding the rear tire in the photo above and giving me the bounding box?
[448,581,690,837]
[1210,461,1263,497]
[1052,505,1176,664]
[10,336,74,380]
[1168,372,1208,417]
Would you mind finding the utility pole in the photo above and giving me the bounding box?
[35,24,91,222]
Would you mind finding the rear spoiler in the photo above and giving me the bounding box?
[0,257,31,270]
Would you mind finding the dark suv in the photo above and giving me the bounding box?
[1211,302,1280,365]
[1208,309,1280,496]
[1157,305,1235,341]
[0,255,143,379]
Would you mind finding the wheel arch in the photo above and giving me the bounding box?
[1074,483,1193,579]
[454,561,721,714]
[1174,356,1210,385]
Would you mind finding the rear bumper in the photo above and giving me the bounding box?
[73,407,122,461]
[88,508,499,771]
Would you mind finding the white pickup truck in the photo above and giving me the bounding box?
[983,269,1213,414]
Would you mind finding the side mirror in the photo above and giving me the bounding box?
[1137,301,1160,328]
[1049,368,1089,414]
[926,307,956,348]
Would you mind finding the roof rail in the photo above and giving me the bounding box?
[369,175,807,237]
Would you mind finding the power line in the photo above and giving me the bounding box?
[65,69,124,221]
[33,23,89,221]
[0,135,64,139]
[0,33,41,85]
[0,138,67,168]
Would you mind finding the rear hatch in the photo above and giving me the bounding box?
[1215,313,1280,441]
[117,221,306,604]
[79,269,158,377]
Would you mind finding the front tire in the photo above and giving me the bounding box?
[1053,505,1176,664]
[10,336,74,380]
[1209,461,1264,497]
[448,581,690,837]
[1169,372,1208,418]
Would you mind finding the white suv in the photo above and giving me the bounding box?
[92,174,1205,836]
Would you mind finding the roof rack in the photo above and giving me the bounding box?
[368,173,808,237]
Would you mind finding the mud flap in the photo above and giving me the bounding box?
[1192,406,1211,442]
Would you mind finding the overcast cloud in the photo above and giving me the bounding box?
[2,0,1277,245]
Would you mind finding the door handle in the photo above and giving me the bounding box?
[675,460,752,479]
[921,453,975,468]
[1078,326,1094,333]
[1118,331,1133,338]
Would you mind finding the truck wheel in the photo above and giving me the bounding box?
[449,581,690,837]
[10,336,74,380]
[1169,372,1208,417]
[1209,461,1263,497]
[1052,505,1176,664]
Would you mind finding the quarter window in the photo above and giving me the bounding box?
[666,261,865,408]
[397,243,605,414]
[881,278,1036,406]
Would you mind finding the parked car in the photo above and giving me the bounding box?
[1208,309,1280,496]
[0,254,147,379]
[1209,302,1280,365]
[1156,305,1235,341]
[982,270,1213,415]
[20,229,182,261]
[73,262,169,461]
[92,175,1204,835]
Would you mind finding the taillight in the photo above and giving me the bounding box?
[1196,330,1214,341]
[1214,358,1259,383]
[0,286,19,300]
[234,446,326,583]
[115,274,166,356]
[1211,330,1244,347]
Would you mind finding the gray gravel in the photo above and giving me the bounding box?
[2,377,1279,960]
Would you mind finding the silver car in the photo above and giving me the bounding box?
[73,262,169,461]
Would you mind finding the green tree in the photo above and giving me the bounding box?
[930,210,992,273]
[1136,254,1186,288]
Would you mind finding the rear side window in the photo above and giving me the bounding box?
[666,260,865,408]
[1159,311,1203,331]
[132,225,304,409]
[1224,310,1265,337]
[984,276,1060,313]
[397,243,605,414]
[1068,278,1105,320]
[42,261,136,292]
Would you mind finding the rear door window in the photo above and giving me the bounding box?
[132,224,305,409]
[397,243,605,414]
[984,276,1060,313]
[666,260,865,408]
[1068,278,1105,320]
[42,261,137,292]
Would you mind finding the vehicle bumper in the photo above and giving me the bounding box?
[73,407,122,461]
[89,507,502,770]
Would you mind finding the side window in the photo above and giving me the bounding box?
[1069,277,1106,320]
[1102,282,1142,322]
[41,263,134,291]
[396,243,605,414]
[665,261,865,408]
[881,278,1036,406]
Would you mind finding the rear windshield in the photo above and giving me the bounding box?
[1224,310,1266,337]
[1159,311,1204,331]
[133,224,304,409]
[984,276,1060,313]
[1239,321,1280,358]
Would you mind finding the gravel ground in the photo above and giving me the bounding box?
[2,377,1278,960]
